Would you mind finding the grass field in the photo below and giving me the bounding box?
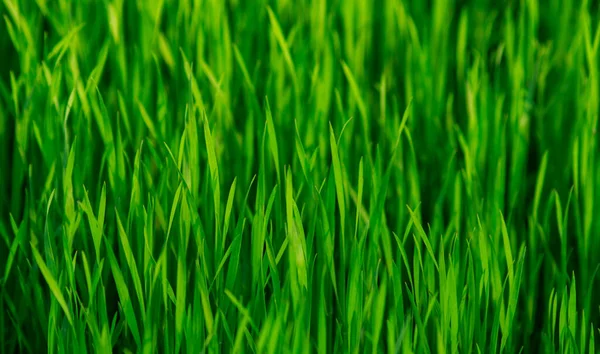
[1,0,600,352]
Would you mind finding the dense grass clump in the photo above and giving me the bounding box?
[2,0,600,352]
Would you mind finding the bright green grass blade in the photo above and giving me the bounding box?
[195,261,214,338]
[3,215,26,284]
[63,137,77,225]
[203,111,222,240]
[354,158,363,242]
[114,211,145,315]
[47,23,85,64]
[79,184,106,263]
[341,62,368,140]
[167,182,183,241]
[329,123,346,265]
[225,289,257,333]
[533,152,549,220]
[407,205,439,271]
[500,210,514,288]
[175,233,187,353]
[223,178,237,244]
[105,244,141,348]
[265,98,281,182]
[372,276,387,353]
[266,6,297,87]
[285,169,307,289]
[138,100,158,140]
[31,244,73,326]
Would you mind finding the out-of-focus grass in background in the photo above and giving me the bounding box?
[1,0,599,352]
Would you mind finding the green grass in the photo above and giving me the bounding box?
[1,0,600,352]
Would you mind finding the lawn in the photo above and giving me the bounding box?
[1,0,599,353]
